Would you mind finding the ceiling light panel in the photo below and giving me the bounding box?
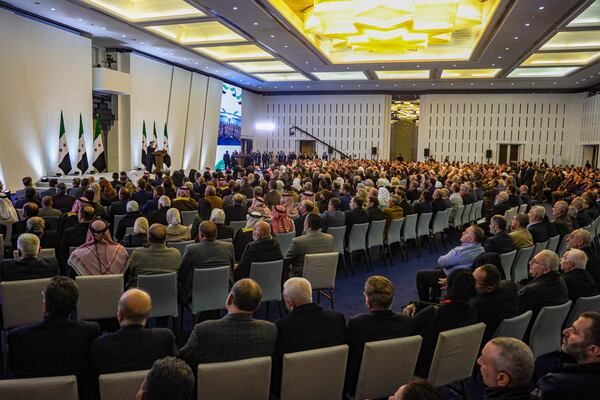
[507,67,579,78]
[146,21,245,45]
[194,45,274,61]
[441,69,501,78]
[312,71,368,80]
[375,70,430,79]
[81,0,205,22]
[254,73,310,82]
[540,31,600,51]
[521,51,600,67]
[228,61,294,73]
[567,0,600,28]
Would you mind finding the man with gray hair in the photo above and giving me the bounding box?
[148,195,171,226]
[528,205,553,243]
[560,249,599,302]
[566,228,600,289]
[552,200,575,238]
[0,233,58,281]
[271,277,346,395]
[477,337,534,399]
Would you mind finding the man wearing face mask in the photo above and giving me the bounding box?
[235,221,283,281]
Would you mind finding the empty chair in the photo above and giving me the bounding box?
[250,260,284,317]
[499,250,517,281]
[76,274,124,320]
[546,235,560,253]
[448,206,464,230]
[327,226,348,276]
[504,207,517,225]
[99,370,149,400]
[492,311,533,340]
[529,301,572,358]
[190,266,230,317]
[275,231,296,256]
[166,240,194,255]
[0,375,78,400]
[385,218,404,264]
[180,210,197,226]
[424,323,486,390]
[460,204,472,228]
[197,356,271,400]
[354,336,423,400]
[366,220,386,266]
[302,252,339,309]
[280,345,348,400]
[512,246,534,282]
[229,220,246,238]
[38,248,56,259]
[113,215,125,238]
[137,273,178,319]
[565,294,600,328]
[345,223,370,272]
[415,213,433,254]
[519,204,528,214]
[556,237,569,257]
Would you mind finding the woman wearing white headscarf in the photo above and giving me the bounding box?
[121,216,149,247]
[165,208,191,242]
[0,192,18,222]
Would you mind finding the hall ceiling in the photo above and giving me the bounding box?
[5,0,600,93]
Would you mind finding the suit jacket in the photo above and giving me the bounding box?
[180,313,277,368]
[484,231,515,254]
[528,222,549,243]
[224,205,247,225]
[235,237,283,281]
[141,199,159,215]
[272,303,346,394]
[115,212,142,241]
[346,310,413,394]
[52,194,75,213]
[344,208,369,242]
[321,210,345,232]
[432,198,448,213]
[178,240,235,303]
[582,246,600,290]
[90,325,177,375]
[38,207,63,218]
[562,269,599,302]
[0,257,58,282]
[367,206,386,222]
[553,218,571,238]
[108,200,127,224]
[61,222,91,265]
[129,244,182,286]
[286,230,334,277]
[510,228,534,249]
[470,281,519,345]
[294,213,307,237]
[148,207,170,226]
[399,200,415,216]
[132,190,153,208]
[518,272,569,320]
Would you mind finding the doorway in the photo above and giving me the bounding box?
[298,140,316,156]
[498,144,521,164]
[582,145,598,168]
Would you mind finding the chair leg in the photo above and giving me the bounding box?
[316,290,321,304]
[364,249,372,271]
[339,253,348,278]
[349,251,355,276]
[266,302,270,320]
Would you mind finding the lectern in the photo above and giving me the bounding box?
[152,150,168,173]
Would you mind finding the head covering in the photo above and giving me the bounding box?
[271,205,294,234]
[133,217,149,235]
[70,197,91,214]
[245,211,265,228]
[176,187,190,198]
[166,208,182,226]
[280,194,299,218]
[68,219,129,275]
[301,191,315,203]
[249,197,271,217]
[0,194,18,222]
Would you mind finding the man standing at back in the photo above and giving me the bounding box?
[285,213,333,277]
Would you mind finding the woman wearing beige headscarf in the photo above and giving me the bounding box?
[121,216,149,247]
[165,208,191,242]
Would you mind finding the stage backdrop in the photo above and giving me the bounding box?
[215,83,242,170]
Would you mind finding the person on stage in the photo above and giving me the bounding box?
[145,141,157,172]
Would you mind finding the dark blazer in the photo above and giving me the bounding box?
[470,281,519,344]
[484,231,515,254]
[272,303,346,394]
[132,191,153,208]
[115,212,142,241]
[432,198,448,213]
[562,269,600,302]
[414,201,433,214]
[321,210,345,232]
[108,200,128,224]
[141,199,159,215]
[346,310,413,394]
[553,218,571,238]
[216,224,234,240]
[518,272,569,319]
[367,206,386,222]
[148,207,170,226]
[582,246,600,290]
[535,360,600,400]
[224,205,247,225]
[52,194,75,213]
[344,208,369,241]
[0,257,58,282]
[180,313,277,368]
[528,222,549,243]
[90,325,177,375]
[399,200,415,216]
[235,237,283,281]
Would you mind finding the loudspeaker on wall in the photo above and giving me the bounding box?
[424,148,430,157]
[486,149,492,158]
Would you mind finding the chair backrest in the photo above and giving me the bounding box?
[302,252,338,290]
[137,273,178,318]
[354,336,423,400]
[197,356,271,400]
[99,370,148,400]
[504,207,517,224]
[532,241,549,259]
[1,278,52,329]
[546,235,560,253]
[366,220,386,248]
[416,212,433,237]
[280,345,348,400]
[468,202,478,223]
[402,214,418,240]
[386,218,404,245]
[124,247,137,256]
[16,208,24,220]
[492,311,533,340]
[38,248,56,259]
[519,204,528,214]
[250,260,284,302]
[427,323,486,387]
[218,238,233,243]
[191,266,230,314]
[431,210,448,235]
[0,375,78,400]
[529,301,572,358]
[43,216,60,231]
[449,206,464,227]
[347,223,369,252]
[166,240,195,255]
[76,274,124,320]
[0,233,3,261]
[275,231,296,256]
[113,214,125,234]
[460,204,472,227]
[229,220,246,238]
[565,294,600,328]
[327,226,346,254]
[180,210,197,226]
[512,246,534,282]
[125,227,134,235]
[498,250,517,281]
[556,237,569,257]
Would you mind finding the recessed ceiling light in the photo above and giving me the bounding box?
[470,82,474,85]
[492,63,495,66]
[346,67,350,70]
[194,62,198,65]
[394,84,398,87]
[450,83,454,86]
[122,35,127,38]
[416,65,420,68]
[170,53,174,55]
[101,27,106,30]
[376,84,379,87]
[233,7,238,10]
[431,83,435,86]
[497,56,502,59]
[525,23,530,27]
[412,83,416,86]
[340,85,343,87]
[305,61,309,64]
[583,78,587,81]
[511,82,515,85]
[553,82,557,84]
[358,85,361,87]
[490,83,494,85]
[253,22,258,26]
[576,82,579,84]
[313,67,317,70]
[140,41,144,44]
[284,45,288,48]
[505,47,509,50]
[270,35,275,38]
[532,82,535,84]
[514,36,519,40]
[274,86,277,88]
[205,66,209,69]
[50,8,55,11]
[78,18,83,21]
[306,85,309,88]
[453,64,457,67]
[539,6,545,10]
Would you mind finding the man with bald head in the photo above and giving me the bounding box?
[91,289,177,375]
[235,220,283,281]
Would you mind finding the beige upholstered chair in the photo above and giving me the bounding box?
[0,375,78,400]
[529,301,572,358]
[197,356,271,400]
[76,274,123,320]
[302,252,339,309]
[99,370,149,400]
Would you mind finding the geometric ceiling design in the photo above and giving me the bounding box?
[81,0,205,22]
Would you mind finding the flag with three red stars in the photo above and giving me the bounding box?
[92,114,106,172]
[57,111,72,175]
[76,114,89,173]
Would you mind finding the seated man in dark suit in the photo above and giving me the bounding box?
[224,193,248,224]
[180,278,277,369]
[178,221,234,304]
[566,229,600,290]
[271,277,346,395]
[0,233,58,281]
[52,183,75,213]
[8,277,100,395]
[294,199,314,237]
[15,187,40,209]
[321,197,345,233]
[484,215,515,254]
[148,195,171,226]
[346,276,413,396]
[141,185,165,216]
[11,201,39,238]
[552,200,574,239]
[136,357,195,400]
[286,213,334,277]
[560,249,599,302]
[91,289,177,375]
[527,205,550,243]
[344,196,369,242]
[235,221,282,281]
[132,178,153,208]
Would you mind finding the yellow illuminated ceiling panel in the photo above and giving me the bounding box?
[521,51,600,67]
[194,45,274,61]
[81,0,205,22]
[146,21,245,45]
[228,61,294,73]
[265,0,502,64]
[312,71,368,80]
[507,67,579,78]
[441,68,501,78]
[567,0,600,28]
[254,73,310,82]
[540,31,600,51]
[375,70,430,79]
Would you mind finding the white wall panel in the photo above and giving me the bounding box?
[166,67,192,170]
[182,73,208,170]
[200,77,223,169]
[582,94,600,144]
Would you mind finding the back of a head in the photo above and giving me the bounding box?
[514,213,529,228]
[118,288,152,325]
[44,276,79,318]
[446,269,476,303]
[127,200,140,214]
[364,275,394,310]
[42,195,53,208]
[56,182,67,194]
[488,337,534,387]
[17,233,40,258]
[283,277,313,307]
[305,212,322,230]
[210,208,225,224]
[231,278,263,312]
[392,379,443,400]
[491,215,506,231]
[80,205,95,222]
[23,202,39,217]
[148,223,167,244]
[199,220,217,241]
[139,357,194,400]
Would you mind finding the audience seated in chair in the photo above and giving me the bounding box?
[321,197,346,233]
[121,216,149,248]
[485,215,515,254]
[344,196,369,242]
[388,379,444,400]
[552,200,577,239]
[38,195,62,218]
[528,205,552,243]
[165,208,191,243]
[51,182,75,214]
[235,221,282,282]
[271,205,294,234]
[293,199,314,236]
[560,249,599,302]
[285,213,334,278]
[148,195,171,226]
[509,213,534,249]
[11,201,38,238]
[224,193,248,225]
[108,187,131,225]
[566,228,600,289]
[209,208,234,240]
[115,201,142,241]
[171,186,197,212]
[136,356,194,400]
[0,233,58,281]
